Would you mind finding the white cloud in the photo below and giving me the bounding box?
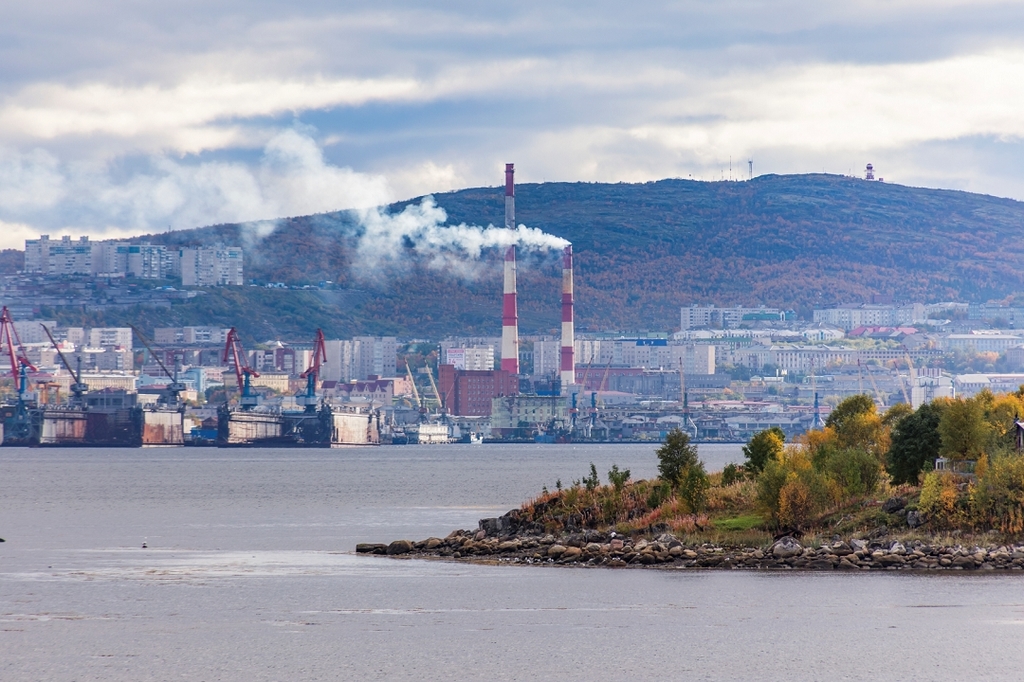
[0,130,393,248]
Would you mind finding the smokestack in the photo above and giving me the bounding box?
[501,163,519,375]
[560,245,575,392]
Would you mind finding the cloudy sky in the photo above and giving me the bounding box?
[2,0,1024,248]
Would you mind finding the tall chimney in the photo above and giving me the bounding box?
[500,163,519,375]
[560,245,575,392]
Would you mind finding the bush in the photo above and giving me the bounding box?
[607,464,631,492]
[755,449,830,529]
[975,454,1024,534]
[583,462,600,492]
[816,447,882,500]
[721,463,741,486]
[679,463,710,513]
[918,471,970,529]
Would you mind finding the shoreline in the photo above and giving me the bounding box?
[357,515,1024,572]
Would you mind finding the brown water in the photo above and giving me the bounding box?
[2,444,1023,680]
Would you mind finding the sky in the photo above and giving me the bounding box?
[3,0,1024,249]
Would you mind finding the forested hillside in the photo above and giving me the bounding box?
[82,174,1024,338]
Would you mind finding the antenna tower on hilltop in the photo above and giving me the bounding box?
[748,159,753,180]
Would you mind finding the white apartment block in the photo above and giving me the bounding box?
[446,346,495,371]
[25,236,174,278]
[352,336,397,379]
[943,333,1024,354]
[573,338,715,374]
[153,326,231,345]
[812,303,926,330]
[87,327,133,348]
[322,339,354,383]
[177,246,244,286]
[680,305,785,330]
[531,340,561,378]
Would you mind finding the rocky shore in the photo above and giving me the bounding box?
[357,514,1024,571]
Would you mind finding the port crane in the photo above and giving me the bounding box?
[130,324,186,407]
[42,325,88,407]
[223,328,260,409]
[0,306,38,439]
[298,329,327,413]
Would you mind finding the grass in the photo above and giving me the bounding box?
[714,514,764,532]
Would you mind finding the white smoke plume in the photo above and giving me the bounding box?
[352,196,569,281]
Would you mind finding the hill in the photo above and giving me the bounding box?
[45,174,1024,340]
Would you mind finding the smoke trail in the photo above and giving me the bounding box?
[352,196,569,281]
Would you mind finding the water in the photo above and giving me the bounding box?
[2,444,1023,680]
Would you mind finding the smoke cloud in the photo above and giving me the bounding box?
[351,197,569,281]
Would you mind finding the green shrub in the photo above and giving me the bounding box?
[721,463,741,486]
[679,463,710,513]
[816,447,882,499]
[607,464,631,492]
[582,462,600,492]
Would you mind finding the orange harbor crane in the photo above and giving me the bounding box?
[223,328,261,409]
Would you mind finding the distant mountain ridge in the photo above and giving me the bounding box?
[43,174,1024,339]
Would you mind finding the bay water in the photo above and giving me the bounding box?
[2,444,1023,680]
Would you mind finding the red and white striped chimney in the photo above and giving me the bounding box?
[560,245,575,392]
[500,163,519,375]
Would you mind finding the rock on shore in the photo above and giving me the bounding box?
[356,514,1024,571]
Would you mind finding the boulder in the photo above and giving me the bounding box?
[356,543,387,555]
[881,497,907,514]
[386,540,413,555]
[548,544,567,558]
[906,511,923,528]
[425,538,442,550]
[561,547,582,561]
[771,537,803,559]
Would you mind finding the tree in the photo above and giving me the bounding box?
[742,427,785,474]
[886,401,944,485]
[656,428,700,489]
[825,394,887,457]
[938,397,990,461]
[825,394,875,432]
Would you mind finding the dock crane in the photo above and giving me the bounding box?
[405,360,425,415]
[42,325,88,407]
[223,328,260,409]
[1,306,38,439]
[858,360,886,408]
[130,324,186,407]
[298,329,327,413]
[425,365,444,412]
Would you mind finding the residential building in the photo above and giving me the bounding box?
[177,246,244,286]
[680,304,786,330]
[446,346,495,371]
[943,333,1024,354]
[352,336,397,380]
[813,303,926,331]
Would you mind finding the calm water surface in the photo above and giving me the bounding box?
[2,443,1023,680]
